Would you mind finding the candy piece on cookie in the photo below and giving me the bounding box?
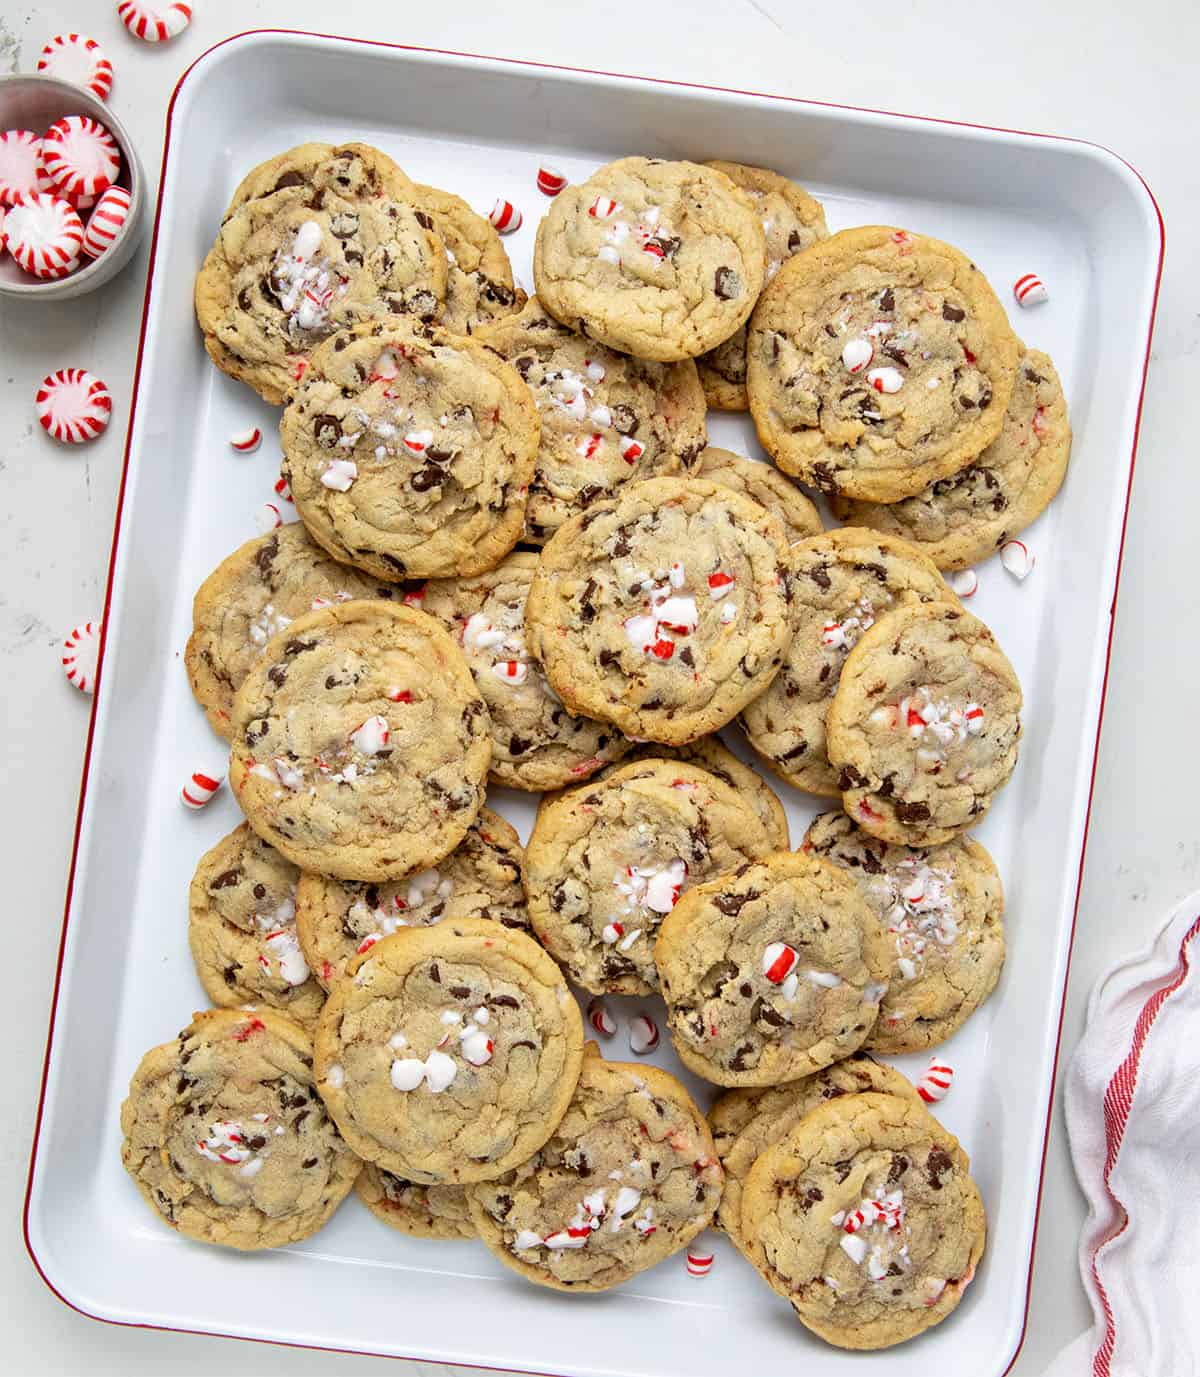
[41,115,121,207]
[61,619,101,693]
[37,34,115,101]
[81,185,131,259]
[116,2,193,42]
[36,367,112,442]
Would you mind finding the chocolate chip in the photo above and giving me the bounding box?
[1024,367,1046,384]
[414,210,434,230]
[578,484,604,507]
[714,267,740,300]
[679,647,695,668]
[429,962,441,984]
[833,1158,853,1183]
[838,765,866,790]
[411,465,443,492]
[751,996,787,1028]
[579,578,598,623]
[887,1153,909,1184]
[267,664,288,688]
[272,170,305,193]
[942,301,966,322]
[598,649,618,668]
[210,869,242,890]
[713,891,749,916]
[509,736,530,757]
[788,230,805,252]
[314,415,341,448]
[491,994,520,1009]
[895,800,931,823]
[926,1146,953,1189]
[879,287,895,312]
[701,960,738,998]
[611,403,638,435]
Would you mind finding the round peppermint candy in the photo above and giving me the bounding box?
[81,186,131,260]
[41,115,121,208]
[116,3,193,43]
[36,35,115,101]
[0,130,53,207]
[36,368,112,443]
[5,195,84,279]
[62,620,101,694]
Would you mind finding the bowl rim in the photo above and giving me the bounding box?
[0,72,144,296]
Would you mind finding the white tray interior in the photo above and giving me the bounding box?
[25,32,1162,1377]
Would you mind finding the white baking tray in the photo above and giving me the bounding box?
[24,29,1162,1377]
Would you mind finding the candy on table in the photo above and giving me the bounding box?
[1013,272,1049,307]
[685,1247,714,1277]
[586,999,617,1038]
[273,475,293,503]
[487,199,521,234]
[950,569,979,599]
[916,1058,955,1104]
[628,1014,659,1055]
[536,164,567,196]
[229,426,262,453]
[0,130,53,206]
[36,368,112,443]
[80,186,131,260]
[999,538,1035,581]
[254,503,283,534]
[6,194,84,279]
[41,115,121,208]
[36,34,115,101]
[61,620,101,694]
[116,2,193,43]
[181,770,223,810]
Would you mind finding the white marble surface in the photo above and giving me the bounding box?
[1,2,1195,1374]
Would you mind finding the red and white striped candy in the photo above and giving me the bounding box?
[1013,273,1049,307]
[229,426,262,453]
[61,620,101,693]
[6,194,83,278]
[117,2,193,43]
[629,1014,659,1055]
[37,34,115,102]
[41,116,121,207]
[762,941,799,984]
[36,368,111,443]
[0,205,6,254]
[255,503,282,534]
[80,185,130,259]
[274,474,293,503]
[587,999,617,1038]
[536,164,567,196]
[619,435,644,464]
[916,1059,954,1104]
[182,770,223,809]
[686,1249,714,1277]
[0,130,53,206]
[999,538,1035,581]
[487,199,522,234]
[950,569,978,599]
[588,196,619,219]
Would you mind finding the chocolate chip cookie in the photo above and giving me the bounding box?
[747,226,1020,501]
[739,529,953,797]
[525,476,793,745]
[476,296,707,542]
[195,142,447,404]
[803,810,1005,1053]
[826,602,1022,846]
[695,447,823,544]
[655,851,890,1086]
[357,1162,475,1241]
[229,601,492,881]
[523,757,778,996]
[468,1055,722,1291]
[696,162,828,411]
[709,1055,919,1256]
[418,551,631,790]
[534,157,766,361]
[296,807,528,991]
[185,523,395,741]
[740,1091,986,1349]
[314,918,584,1183]
[414,183,525,335]
[120,1008,361,1250]
[833,347,1071,569]
[188,822,325,1029]
[281,317,538,581]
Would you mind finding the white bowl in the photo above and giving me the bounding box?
[0,74,145,300]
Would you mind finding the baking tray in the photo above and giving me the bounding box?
[23,29,1163,1377]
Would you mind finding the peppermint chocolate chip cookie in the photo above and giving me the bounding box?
[476,297,707,542]
[525,476,793,745]
[833,347,1072,569]
[534,157,766,362]
[189,823,325,1029]
[120,1008,360,1250]
[468,1056,722,1291]
[803,810,1005,1053]
[523,758,777,996]
[186,523,395,741]
[195,143,447,404]
[655,851,890,1086]
[296,807,528,991]
[414,183,525,335]
[229,601,491,881]
[826,602,1022,846]
[314,919,584,1184]
[740,1091,986,1349]
[739,529,952,797]
[747,226,1020,501]
[281,318,538,581]
[357,1162,475,1241]
[697,162,828,411]
[695,447,823,544]
[419,552,631,790]
[710,1055,919,1255]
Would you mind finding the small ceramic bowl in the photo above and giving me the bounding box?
[0,74,146,301]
